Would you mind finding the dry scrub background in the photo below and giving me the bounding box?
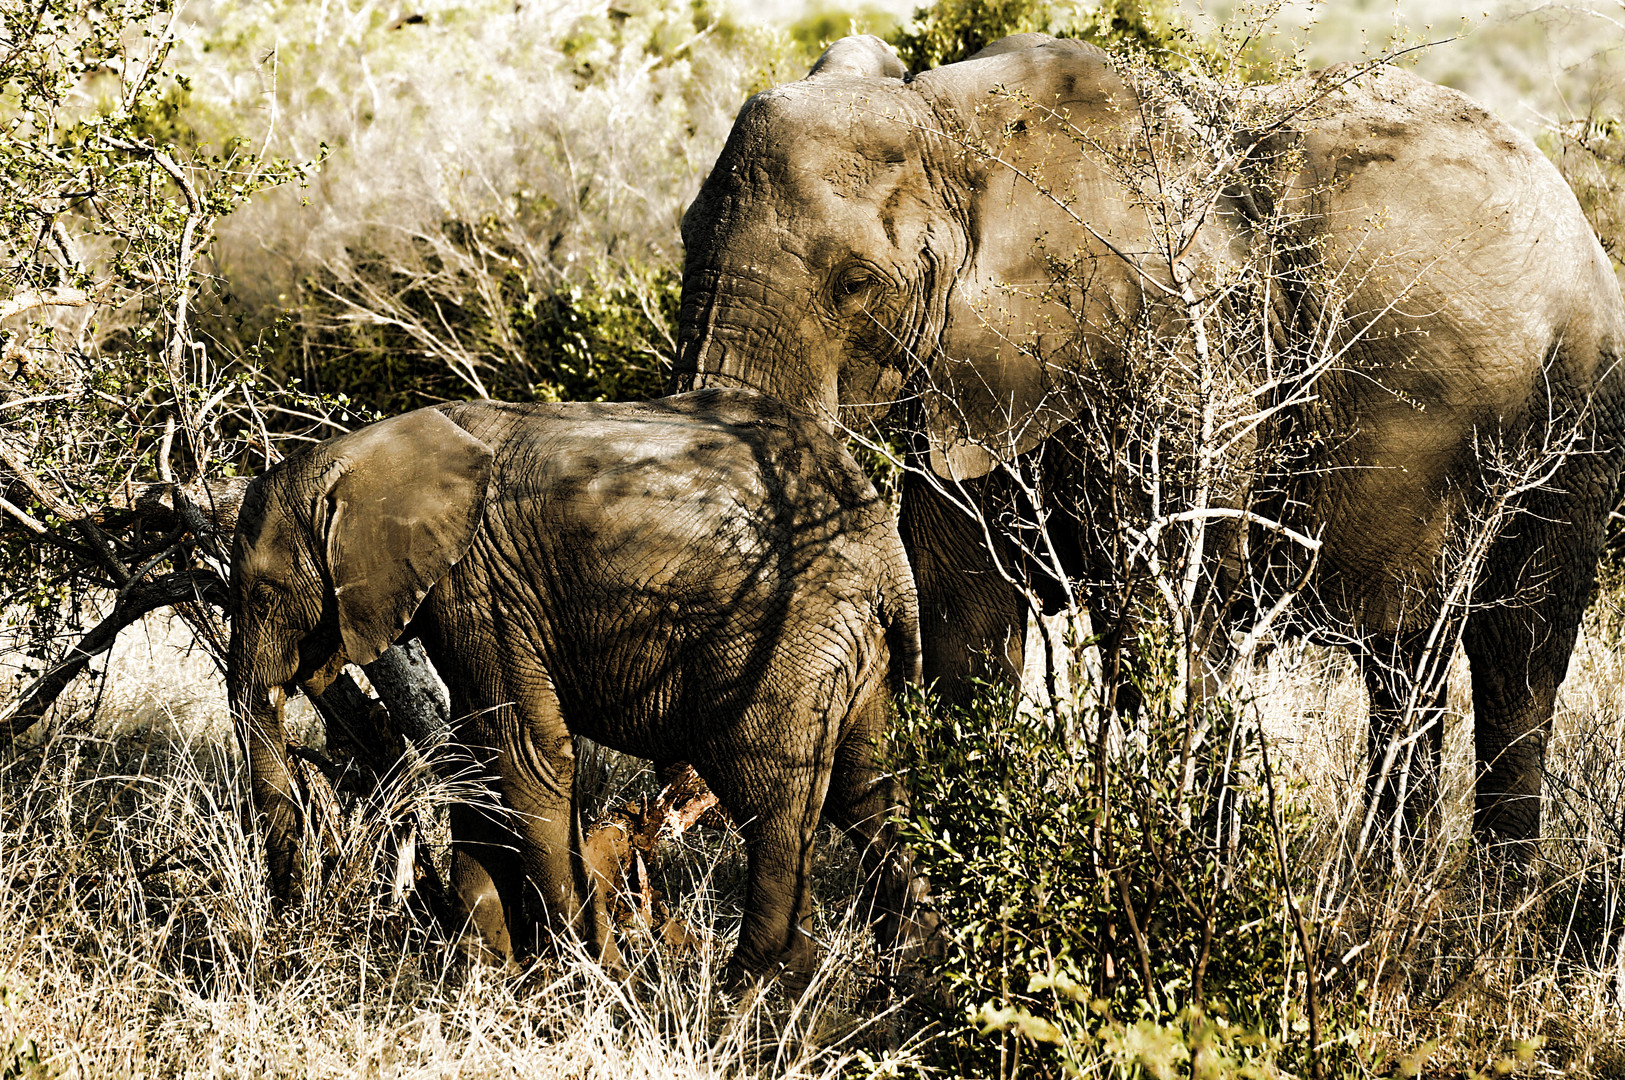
[1,0,1624,1076]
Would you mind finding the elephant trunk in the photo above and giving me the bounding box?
[227,638,304,902]
[857,509,942,968]
[673,269,836,426]
[879,527,922,693]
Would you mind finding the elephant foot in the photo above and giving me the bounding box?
[1470,827,1541,869]
[1473,788,1542,853]
[452,932,522,976]
[723,953,815,999]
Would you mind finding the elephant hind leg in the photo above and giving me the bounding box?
[1463,443,1615,844]
[1463,596,1568,845]
[698,713,840,987]
[1464,534,1595,844]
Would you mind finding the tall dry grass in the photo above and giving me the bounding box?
[0,618,927,1078]
[1236,587,1625,1075]
[6,579,1624,1076]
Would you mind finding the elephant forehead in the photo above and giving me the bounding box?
[233,475,303,588]
[710,107,933,250]
[740,82,920,165]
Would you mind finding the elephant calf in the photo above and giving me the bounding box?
[227,388,936,981]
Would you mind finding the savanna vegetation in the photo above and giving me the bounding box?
[1,0,1623,1076]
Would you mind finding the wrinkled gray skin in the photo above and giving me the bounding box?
[227,388,933,980]
[673,34,1625,841]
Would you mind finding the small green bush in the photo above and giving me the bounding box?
[292,243,677,415]
[888,0,1191,72]
[892,632,1359,1078]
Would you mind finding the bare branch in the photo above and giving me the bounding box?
[0,287,90,321]
[0,569,227,740]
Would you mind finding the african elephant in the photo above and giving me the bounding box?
[672,34,1625,842]
[227,388,935,981]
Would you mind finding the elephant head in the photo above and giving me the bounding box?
[675,34,1196,478]
[227,408,494,894]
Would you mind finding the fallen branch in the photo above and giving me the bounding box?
[583,762,731,947]
[96,477,250,536]
[0,568,226,740]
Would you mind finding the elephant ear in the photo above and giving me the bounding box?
[316,409,494,667]
[806,35,907,80]
[910,37,1159,480]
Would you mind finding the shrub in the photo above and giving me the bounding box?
[891,631,1360,1079]
[0,0,314,725]
[176,0,794,414]
[888,0,1191,72]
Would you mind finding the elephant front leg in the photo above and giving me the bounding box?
[493,702,623,974]
[447,801,517,965]
[900,473,1026,705]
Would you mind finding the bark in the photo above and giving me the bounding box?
[305,644,453,774]
[362,640,452,747]
[96,477,250,537]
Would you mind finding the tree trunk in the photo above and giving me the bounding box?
[363,640,452,747]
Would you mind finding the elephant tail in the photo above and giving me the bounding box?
[878,526,923,694]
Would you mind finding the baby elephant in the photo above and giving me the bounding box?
[227,388,935,981]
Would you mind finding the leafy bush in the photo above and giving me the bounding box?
[291,237,679,414]
[888,0,1191,72]
[891,632,1360,1078]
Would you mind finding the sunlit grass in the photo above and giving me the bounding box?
[0,625,930,1077]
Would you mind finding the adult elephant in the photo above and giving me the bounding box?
[672,34,1625,841]
[228,388,933,982]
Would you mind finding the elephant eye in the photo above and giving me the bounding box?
[832,265,883,314]
[246,580,280,612]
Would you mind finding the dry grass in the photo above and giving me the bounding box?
[7,592,1624,1076]
[1233,589,1625,1076]
[0,617,927,1079]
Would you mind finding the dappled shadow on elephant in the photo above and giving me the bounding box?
[226,388,940,987]
[672,31,1625,848]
